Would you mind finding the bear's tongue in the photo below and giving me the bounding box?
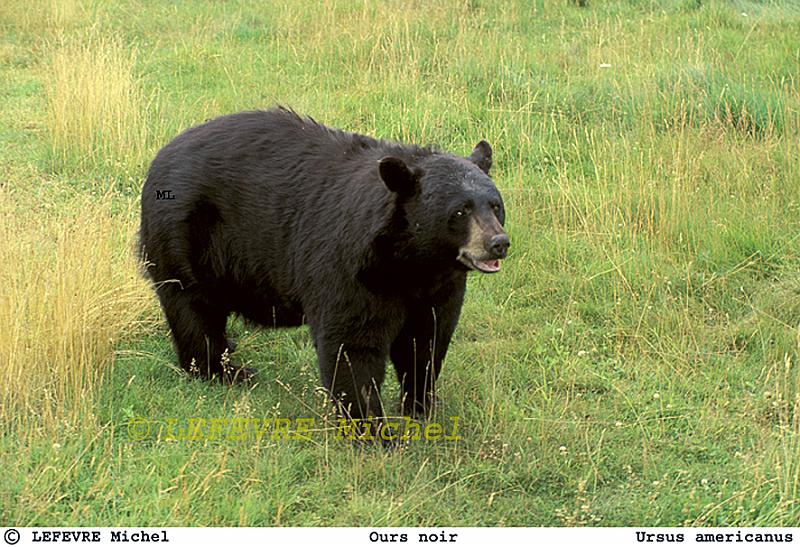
[476,259,501,273]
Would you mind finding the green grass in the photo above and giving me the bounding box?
[1,0,799,526]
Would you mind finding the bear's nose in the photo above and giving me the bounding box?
[487,234,510,258]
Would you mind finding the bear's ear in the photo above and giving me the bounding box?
[378,156,420,197]
[469,140,492,174]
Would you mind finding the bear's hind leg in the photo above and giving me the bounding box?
[157,286,248,382]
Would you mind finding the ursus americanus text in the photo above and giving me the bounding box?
[139,107,509,420]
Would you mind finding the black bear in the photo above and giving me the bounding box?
[139,107,509,420]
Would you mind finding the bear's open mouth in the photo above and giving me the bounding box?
[458,253,502,273]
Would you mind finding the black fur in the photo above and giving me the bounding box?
[139,107,507,420]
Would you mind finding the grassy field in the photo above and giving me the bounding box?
[1,0,799,527]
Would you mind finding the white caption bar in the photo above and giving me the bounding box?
[2,527,797,547]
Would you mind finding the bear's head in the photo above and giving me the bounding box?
[377,141,509,276]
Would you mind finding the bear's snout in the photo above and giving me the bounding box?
[486,233,510,259]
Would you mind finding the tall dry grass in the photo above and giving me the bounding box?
[43,35,154,178]
[0,190,152,435]
[0,0,81,33]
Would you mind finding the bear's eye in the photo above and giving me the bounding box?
[491,203,501,214]
[451,204,472,223]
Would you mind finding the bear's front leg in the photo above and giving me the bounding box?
[316,337,389,431]
[390,283,466,418]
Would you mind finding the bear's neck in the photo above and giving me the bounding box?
[358,203,465,297]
